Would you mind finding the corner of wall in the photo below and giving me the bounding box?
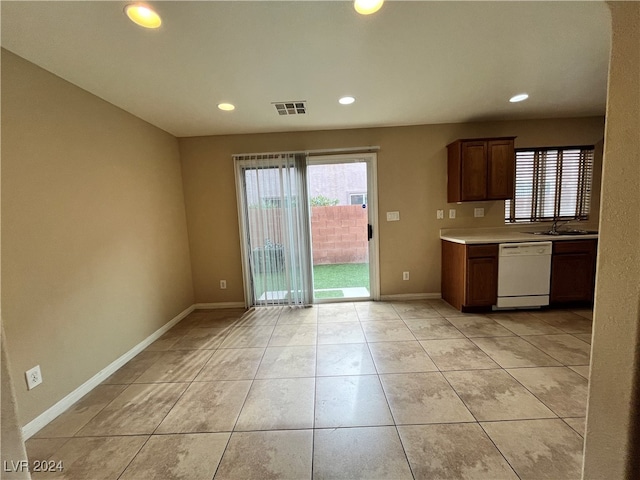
[1,324,31,479]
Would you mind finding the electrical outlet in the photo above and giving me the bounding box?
[403,271,410,281]
[436,209,444,219]
[25,365,42,390]
[474,207,485,218]
[220,280,227,289]
[449,208,456,219]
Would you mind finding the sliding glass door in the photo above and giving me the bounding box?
[235,151,378,307]
[307,154,378,302]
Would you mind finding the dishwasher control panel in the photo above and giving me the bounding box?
[499,242,552,256]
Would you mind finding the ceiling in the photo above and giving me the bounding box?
[1,1,611,138]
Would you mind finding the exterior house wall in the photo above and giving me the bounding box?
[308,163,367,205]
[242,162,368,207]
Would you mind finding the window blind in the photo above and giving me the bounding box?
[505,146,594,223]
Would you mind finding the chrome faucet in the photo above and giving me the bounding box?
[551,219,575,234]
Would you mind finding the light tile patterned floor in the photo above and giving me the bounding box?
[26,301,592,480]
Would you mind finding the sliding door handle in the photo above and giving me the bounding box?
[368,224,373,240]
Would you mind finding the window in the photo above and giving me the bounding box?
[505,146,594,223]
[349,193,367,205]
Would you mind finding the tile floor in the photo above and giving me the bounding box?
[26,300,593,480]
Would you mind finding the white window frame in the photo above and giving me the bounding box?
[349,192,368,205]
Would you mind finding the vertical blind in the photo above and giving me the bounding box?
[235,153,312,307]
[505,146,594,223]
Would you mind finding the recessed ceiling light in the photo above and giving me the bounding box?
[218,103,235,111]
[124,4,162,29]
[509,93,529,103]
[339,96,356,105]
[354,0,384,15]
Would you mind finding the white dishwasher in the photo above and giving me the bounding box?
[496,242,552,309]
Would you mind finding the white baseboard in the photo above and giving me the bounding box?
[379,293,442,301]
[194,302,246,309]
[21,304,195,440]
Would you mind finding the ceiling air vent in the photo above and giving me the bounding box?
[273,101,307,116]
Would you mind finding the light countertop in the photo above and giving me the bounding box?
[440,227,599,245]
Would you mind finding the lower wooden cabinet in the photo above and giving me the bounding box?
[550,240,597,305]
[442,241,498,311]
[467,256,498,306]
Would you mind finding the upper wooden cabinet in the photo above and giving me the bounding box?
[447,137,516,202]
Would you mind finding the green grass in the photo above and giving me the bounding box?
[252,263,369,298]
[313,263,369,290]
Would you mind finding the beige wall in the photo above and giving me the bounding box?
[179,117,604,303]
[1,50,194,425]
[583,2,640,478]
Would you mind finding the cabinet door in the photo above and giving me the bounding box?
[466,257,498,306]
[486,139,515,200]
[460,141,487,201]
[550,253,596,303]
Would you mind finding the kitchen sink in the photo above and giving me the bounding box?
[527,230,598,236]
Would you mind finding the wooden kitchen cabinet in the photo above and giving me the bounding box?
[442,241,498,311]
[447,137,516,202]
[550,239,597,305]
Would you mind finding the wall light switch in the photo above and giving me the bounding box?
[474,208,485,218]
[436,209,444,219]
[386,211,400,222]
[449,209,456,219]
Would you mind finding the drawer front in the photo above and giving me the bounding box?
[553,240,597,254]
[467,244,498,258]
